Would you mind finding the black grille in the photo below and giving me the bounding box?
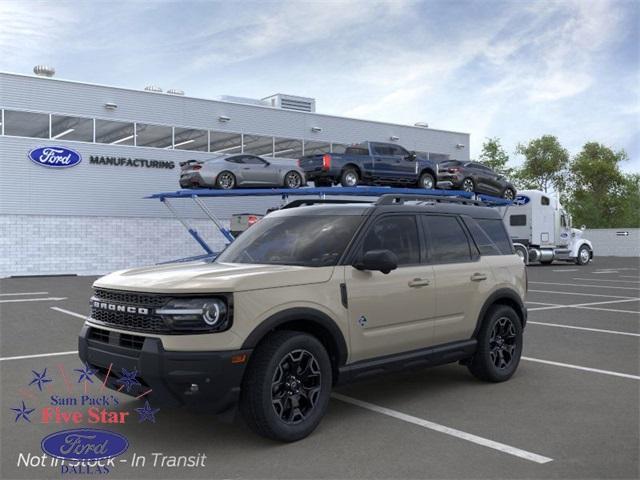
[90,289,170,333]
[93,289,168,308]
[88,327,110,343]
[120,333,145,350]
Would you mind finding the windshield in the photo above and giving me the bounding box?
[216,214,363,267]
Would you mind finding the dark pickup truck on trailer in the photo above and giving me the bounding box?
[298,142,441,189]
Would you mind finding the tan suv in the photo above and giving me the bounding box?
[79,194,527,442]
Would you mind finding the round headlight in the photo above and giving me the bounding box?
[202,300,226,326]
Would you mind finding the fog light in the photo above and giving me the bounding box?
[190,384,199,393]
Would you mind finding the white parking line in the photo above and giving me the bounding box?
[528,321,640,337]
[528,298,640,312]
[593,271,619,274]
[529,289,637,299]
[522,357,640,381]
[552,269,579,272]
[0,291,49,296]
[620,275,640,279]
[0,351,77,362]
[332,393,553,464]
[51,307,88,319]
[526,301,558,306]
[575,306,640,315]
[529,281,639,291]
[572,277,640,284]
[0,296,68,304]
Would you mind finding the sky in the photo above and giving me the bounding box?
[1,0,638,172]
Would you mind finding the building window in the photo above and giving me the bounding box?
[135,123,173,148]
[51,114,93,142]
[210,131,243,154]
[173,127,208,151]
[95,119,135,145]
[244,134,274,156]
[273,137,303,159]
[303,141,331,155]
[3,110,49,138]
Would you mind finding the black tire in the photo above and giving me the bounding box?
[216,171,236,189]
[576,245,591,265]
[462,177,475,192]
[240,331,332,442]
[340,168,359,187]
[467,305,523,382]
[540,259,553,265]
[503,188,516,200]
[284,171,303,189]
[418,172,435,190]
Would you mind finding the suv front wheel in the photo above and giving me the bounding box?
[240,331,332,442]
[467,305,523,382]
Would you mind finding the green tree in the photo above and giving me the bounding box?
[565,142,638,228]
[516,135,569,193]
[479,137,510,174]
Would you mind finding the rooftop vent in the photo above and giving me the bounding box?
[262,94,316,113]
[144,85,163,93]
[167,89,184,96]
[33,65,55,77]
[414,122,429,128]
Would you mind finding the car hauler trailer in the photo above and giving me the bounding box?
[498,190,593,265]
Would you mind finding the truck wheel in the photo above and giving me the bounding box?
[340,168,359,187]
[216,171,236,189]
[418,172,435,190]
[467,305,522,382]
[503,188,516,200]
[462,178,475,192]
[240,331,332,442]
[576,245,591,265]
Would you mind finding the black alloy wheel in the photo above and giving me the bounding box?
[216,171,236,189]
[503,188,516,200]
[271,349,321,424]
[489,317,517,370]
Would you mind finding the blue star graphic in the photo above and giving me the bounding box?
[74,363,96,383]
[116,368,141,392]
[11,400,35,423]
[28,368,52,391]
[135,401,160,423]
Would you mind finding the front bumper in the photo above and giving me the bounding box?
[78,324,251,411]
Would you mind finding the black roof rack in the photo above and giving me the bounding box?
[280,199,373,209]
[375,194,488,207]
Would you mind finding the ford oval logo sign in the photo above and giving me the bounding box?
[41,428,128,461]
[28,146,82,168]
[513,195,530,206]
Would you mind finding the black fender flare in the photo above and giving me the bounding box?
[472,288,527,338]
[241,307,348,367]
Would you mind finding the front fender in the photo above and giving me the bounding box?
[570,239,593,257]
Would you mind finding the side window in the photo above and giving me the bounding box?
[390,145,410,157]
[361,216,420,266]
[510,215,527,226]
[561,214,567,227]
[541,196,550,206]
[422,215,472,263]
[242,156,266,165]
[226,156,244,164]
[476,219,513,255]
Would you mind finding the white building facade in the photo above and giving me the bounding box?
[0,72,470,277]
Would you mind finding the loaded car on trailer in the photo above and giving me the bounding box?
[298,141,440,189]
[437,160,517,200]
[79,188,526,442]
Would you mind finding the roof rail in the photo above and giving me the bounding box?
[375,193,488,207]
[281,199,373,209]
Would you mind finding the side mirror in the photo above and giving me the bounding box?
[581,225,586,231]
[264,161,270,167]
[354,249,398,274]
[407,151,417,161]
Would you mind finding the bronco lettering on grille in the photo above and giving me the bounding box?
[92,301,149,315]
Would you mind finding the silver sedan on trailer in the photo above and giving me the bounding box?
[179,154,307,189]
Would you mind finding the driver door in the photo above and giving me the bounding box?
[344,214,435,362]
[240,156,274,185]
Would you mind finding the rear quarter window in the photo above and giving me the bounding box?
[466,218,514,255]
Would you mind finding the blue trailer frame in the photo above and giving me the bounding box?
[147,187,511,261]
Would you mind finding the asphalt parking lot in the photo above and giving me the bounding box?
[1,256,638,479]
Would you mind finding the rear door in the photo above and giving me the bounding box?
[370,143,396,180]
[388,144,417,181]
[345,214,435,362]
[422,214,493,344]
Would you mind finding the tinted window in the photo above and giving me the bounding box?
[372,144,394,155]
[242,156,266,165]
[345,147,369,156]
[216,215,362,267]
[422,215,471,263]
[389,145,409,157]
[225,156,244,164]
[361,216,420,265]
[541,196,550,206]
[476,219,513,255]
[510,215,527,226]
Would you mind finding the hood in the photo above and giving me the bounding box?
[94,261,334,294]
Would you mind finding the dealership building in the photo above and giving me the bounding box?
[0,69,470,277]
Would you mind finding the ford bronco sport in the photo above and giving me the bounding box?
[79,194,527,442]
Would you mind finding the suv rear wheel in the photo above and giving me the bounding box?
[467,305,522,382]
[240,331,332,442]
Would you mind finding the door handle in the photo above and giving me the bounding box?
[470,273,487,282]
[242,167,251,170]
[408,278,430,287]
